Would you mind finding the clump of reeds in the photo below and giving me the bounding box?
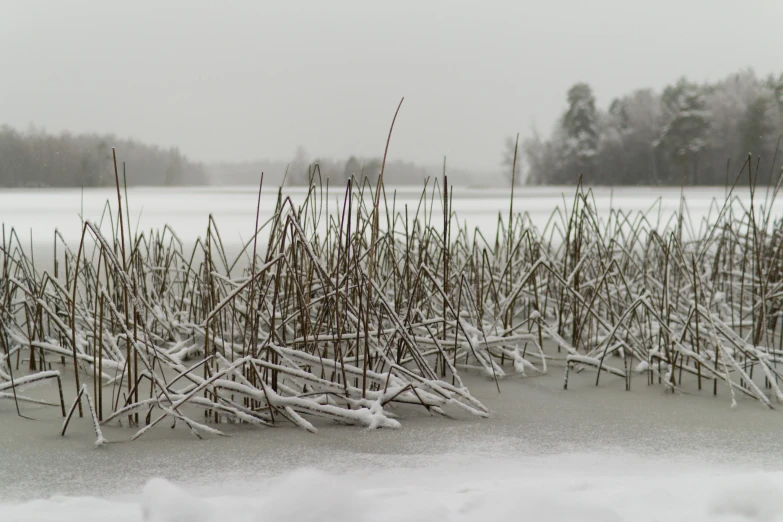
[1,149,782,445]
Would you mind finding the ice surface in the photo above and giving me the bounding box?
[4,370,783,521]
[2,185,778,252]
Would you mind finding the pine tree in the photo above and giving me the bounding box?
[343,156,361,185]
[603,89,660,184]
[562,83,599,180]
[741,96,775,158]
[287,146,310,186]
[501,136,523,186]
[656,78,709,183]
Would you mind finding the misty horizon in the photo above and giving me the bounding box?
[3,62,782,188]
[3,0,783,173]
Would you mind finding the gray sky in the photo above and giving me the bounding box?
[2,0,782,170]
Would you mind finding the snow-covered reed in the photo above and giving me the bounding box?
[1,151,782,444]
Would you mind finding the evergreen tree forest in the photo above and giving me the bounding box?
[0,126,208,187]
[519,69,783,186]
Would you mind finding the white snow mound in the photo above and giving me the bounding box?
[5,456,783,522]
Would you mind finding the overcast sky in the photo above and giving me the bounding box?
[2,0,782,170]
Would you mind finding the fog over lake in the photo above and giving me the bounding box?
[3,185,779,247]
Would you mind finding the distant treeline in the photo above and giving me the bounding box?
[518,69,783,186]
[207,147,467,187]
[0,125,208,187]
[287,147,435,186]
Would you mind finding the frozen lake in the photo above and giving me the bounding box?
[3,184,783,521]
[2,184,778,248]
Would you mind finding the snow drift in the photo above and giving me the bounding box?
[3,452,783,522]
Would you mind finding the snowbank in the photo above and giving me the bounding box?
[4,452,783,522]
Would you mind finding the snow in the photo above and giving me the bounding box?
[3,452,783,521]
[634,360,650,373]
[5,364,783,521]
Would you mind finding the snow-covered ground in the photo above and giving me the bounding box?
[5,452,783,522]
